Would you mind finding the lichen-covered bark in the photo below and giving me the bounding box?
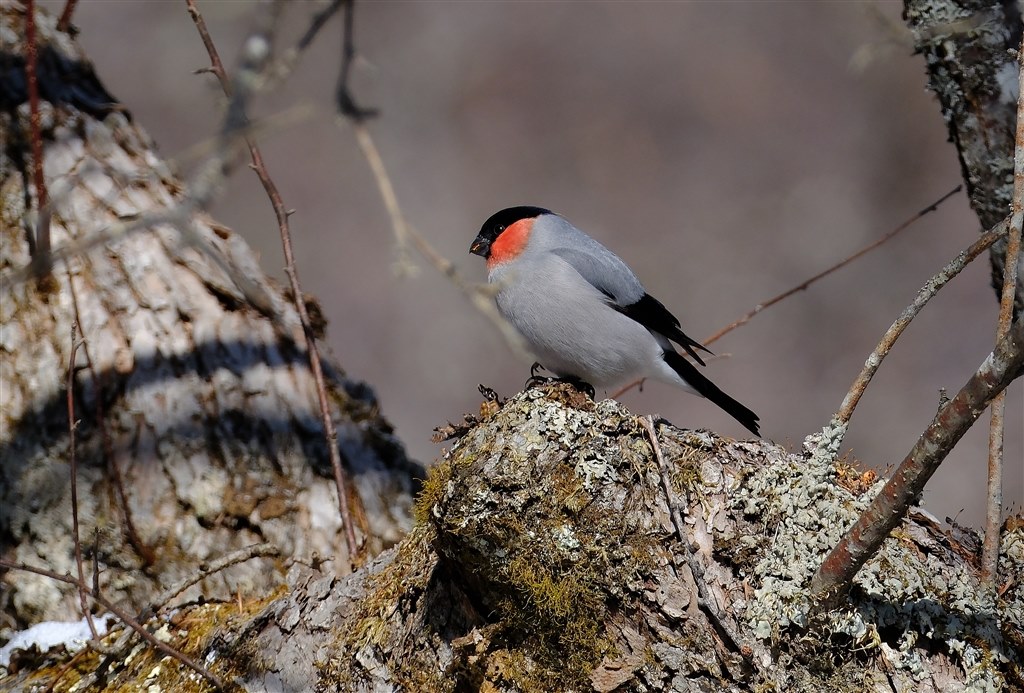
[0,4,419,628]
[248,386,1021,692]
[903,0,1024,316]
[5,387,1022,691]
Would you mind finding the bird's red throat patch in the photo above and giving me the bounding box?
[487,218,535,269]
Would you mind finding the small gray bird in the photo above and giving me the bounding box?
[470,206,760,436]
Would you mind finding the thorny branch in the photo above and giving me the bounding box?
[983,42,1024,588]
[809,316,1024,606]
[0,558,226,690]
[185,0,361,563]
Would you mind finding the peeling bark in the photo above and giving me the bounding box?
[0,4,420,627]
[903,0,1024,316]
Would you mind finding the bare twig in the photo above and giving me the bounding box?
[56,0,78,33]
[24,0,52,278]
[150,542,280,614]
[809,317,1024,606]
[985,396,1007,587]
[347,124,533,363]
[333,3,531,362]
[0,558,225,690]
[610,185,962,399]
[65,322,99,642]
[336,0,378,122]
[185,0,228,84]
[982,43,1024,588]
[66,271,156,566]
[834,216,1011,427]
[704,184,962,346]
[185,0,360,563]
[265,0,345,86]
[639,415,752,660]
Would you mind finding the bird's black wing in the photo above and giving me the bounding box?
[620,294,713,366]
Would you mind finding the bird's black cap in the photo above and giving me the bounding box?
[470,206,552,257]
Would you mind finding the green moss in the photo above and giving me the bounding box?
[319,525,446,692]
[412,457,454,526]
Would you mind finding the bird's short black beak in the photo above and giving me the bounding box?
[469,236,490,257]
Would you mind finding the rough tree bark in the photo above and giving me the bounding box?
[8,386,1021,691]
[236,386,1022,692]
[0,3,420,628]
[903,0,1024,316]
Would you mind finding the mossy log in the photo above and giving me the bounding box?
[6,385,1021,691]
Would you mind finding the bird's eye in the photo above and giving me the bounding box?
[497,225,505,232]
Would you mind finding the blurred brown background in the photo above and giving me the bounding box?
[50,1,1021,529]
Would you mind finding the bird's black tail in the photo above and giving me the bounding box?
[663,350,760,437]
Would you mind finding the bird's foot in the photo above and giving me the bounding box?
[524,364,596,399]
[555,375,596,400]
[525,374,554,389]
[525,363,553,389]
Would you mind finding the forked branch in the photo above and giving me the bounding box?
[810,315,1024,605]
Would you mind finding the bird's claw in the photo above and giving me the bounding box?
[559,376,596,399]
[525,374,554,389]
[525,362,554,389]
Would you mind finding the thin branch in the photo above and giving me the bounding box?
[24,0,53,280]
[149,542,280,614]
[185,0,360,563]
[336,0,378,122]
[834,216,1011,426]
[66,269,156,566]
[333,2,532,363]
[56,0,78,33]
[66,322,99,642]
[0,558,225,690]
[985,398,1007,586]
[809,316,1024,606]
[185,0,228,85]
[610,185,962,399]
[639,415,754,663]
[983,42,1024,588]
[347,124,533,363]
[704,184,962,346]
[265,0,345,86]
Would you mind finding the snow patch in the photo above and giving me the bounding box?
[1,617,108,667]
